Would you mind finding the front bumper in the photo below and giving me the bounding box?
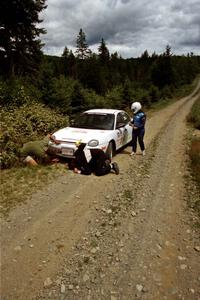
[48,142,108,158]
[48,144,76,158]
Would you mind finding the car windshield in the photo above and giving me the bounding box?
[72,113,115,130]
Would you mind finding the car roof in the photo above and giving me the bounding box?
[84,109,123,114]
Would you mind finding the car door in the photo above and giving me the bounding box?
[115,112,132,149]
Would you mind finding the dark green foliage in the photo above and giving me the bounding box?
[0,103,68,169]
[104,86,123,109]
[61,48,76,77]
[121,80,133,109]
[98,39,110,64]
[70,82,86,115]
[187,97,200,129]
[149,85,160,104]
[46,76,77,114]
[0,78,42,108]
[82,89,106,109]
[0,0,46,77]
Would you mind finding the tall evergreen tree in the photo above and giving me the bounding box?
[151,46,175,89]
[164,44,172,57]
[75,28,91,59]
[141,50,149,59]
[61,48,77,78]
[70,82,85,115]
[98,38,110,63]
[62,46,70,58]
[0,0,46,77]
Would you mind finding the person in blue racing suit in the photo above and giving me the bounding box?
[130,102,146,156]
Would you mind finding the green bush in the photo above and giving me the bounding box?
[187,97,200,129]
[0,103,68,169]
[0,78,41,108]
[104,86,123,109]
[82,88,106,109]
[47,76,76,114]
[189,138,200,190]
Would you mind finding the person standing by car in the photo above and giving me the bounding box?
[69,142,119,176]
[129,102,146,156]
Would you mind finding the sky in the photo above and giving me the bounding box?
[41,0,200,58]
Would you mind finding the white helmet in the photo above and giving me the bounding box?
[131,102,142,114]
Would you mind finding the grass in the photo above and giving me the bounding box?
[189,138,200,189]
[188,95,200,187]
[148,80,199,115]
[186,137,200,228]
[186,94,200,225]
[187,96,200,130]
[0,163,66,217]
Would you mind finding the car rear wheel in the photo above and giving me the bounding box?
[106,141,115,160]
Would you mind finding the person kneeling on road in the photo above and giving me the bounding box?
[69,142,119,176]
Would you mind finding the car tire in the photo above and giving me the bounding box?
[106,141,115,160]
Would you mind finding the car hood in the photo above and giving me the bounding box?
[54,127,109,143]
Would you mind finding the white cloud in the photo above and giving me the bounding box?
[41,0,200,58]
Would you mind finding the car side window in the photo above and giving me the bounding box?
[116,113,125,128]
[121,112,130,124]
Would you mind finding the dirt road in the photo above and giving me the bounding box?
[1,83,200,300]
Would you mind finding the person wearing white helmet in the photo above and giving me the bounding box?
[129,102,146,156]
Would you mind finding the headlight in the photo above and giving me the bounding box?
[50,134,60,145]
[88,139,99,147]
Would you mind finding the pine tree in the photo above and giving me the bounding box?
[75,28,91,59]
[62,46,70,58]
[61,47,76,77]
[164,44,172,57]
[70,82,85,115]
[0,0,46,77]
[98,38,110,63]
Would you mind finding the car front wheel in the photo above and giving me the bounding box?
[106,141,115,160]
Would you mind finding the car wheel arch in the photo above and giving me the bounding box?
[106,140,116,159]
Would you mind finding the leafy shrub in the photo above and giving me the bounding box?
[189,138,200,189]
[130,87,150,107]
[82,88,105,110]
[0,103,68,169]
[47,76,76,114]
[160,85,173,99]
[149,85,160,104]
[0,78,41,108]
[187,97,200,129]
[104,86,123,109]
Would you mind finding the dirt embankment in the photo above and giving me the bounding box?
[1,83,200,300]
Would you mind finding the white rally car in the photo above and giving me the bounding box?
[48,109,133,159]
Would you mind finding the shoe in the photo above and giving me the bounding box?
[142,150,146,156]
[130,152,136,156]
[112,162,119,175]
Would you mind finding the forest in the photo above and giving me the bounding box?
[0,0,200,168]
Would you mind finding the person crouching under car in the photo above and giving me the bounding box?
[69,141,119,176]
[20,134,60,166]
